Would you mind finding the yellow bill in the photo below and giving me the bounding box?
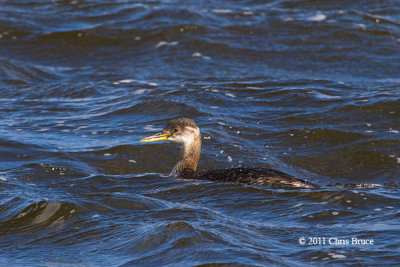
[140,132,171,142]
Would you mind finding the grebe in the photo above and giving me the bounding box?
[140,118,316,188]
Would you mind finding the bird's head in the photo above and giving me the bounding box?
[140,118,200,146]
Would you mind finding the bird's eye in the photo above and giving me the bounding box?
[173,128,179,133]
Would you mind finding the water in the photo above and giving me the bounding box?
[1,0,400,266]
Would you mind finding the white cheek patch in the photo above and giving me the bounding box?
[180,133,194,145]
[169,126,200,145]
[184,127,200,143]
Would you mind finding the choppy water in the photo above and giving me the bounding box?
[1,0,400,266]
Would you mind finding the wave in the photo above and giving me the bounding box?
[0,58,64,84]
[0,200,82,237]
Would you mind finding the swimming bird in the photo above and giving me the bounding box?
[140,118,316,188]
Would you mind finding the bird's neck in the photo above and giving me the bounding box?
[170,135,201,177]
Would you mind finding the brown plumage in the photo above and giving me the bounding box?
[140,117,317,188]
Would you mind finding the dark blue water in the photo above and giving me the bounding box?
[1,0,400,266]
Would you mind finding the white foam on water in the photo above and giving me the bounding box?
[243,11,254,16]
[212,9,232,14]
[118,79,137,84]
[308,13,327,22]
[329,253,346,259]
[134,89,146,95]
[75,126,88,131]
[155,41,178,48]
[144,125,162,132]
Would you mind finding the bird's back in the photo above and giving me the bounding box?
[180,167,317,188]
